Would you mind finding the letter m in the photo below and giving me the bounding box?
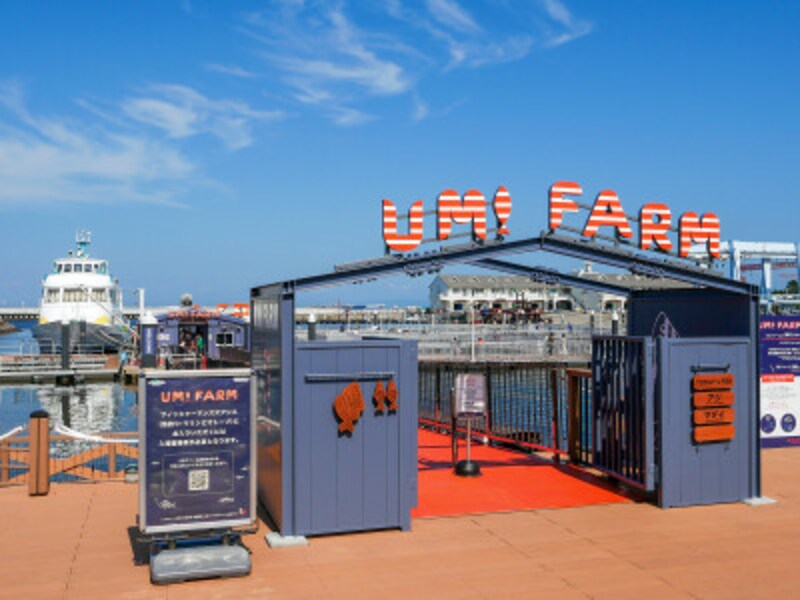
[679,212,721,258]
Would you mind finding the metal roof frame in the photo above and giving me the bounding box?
[252,232,758,298]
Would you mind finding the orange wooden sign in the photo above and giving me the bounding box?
[692,390,735,408]
[692,373,734,391]
[693,424,735,443]
[693,408,735,426]
[334,382,365,434]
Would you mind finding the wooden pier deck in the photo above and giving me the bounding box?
[0,446,798,598]
[0,354,119,384]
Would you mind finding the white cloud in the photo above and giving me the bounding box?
[205,63,259,79]
[426,0,481,33]
[539,0,593,47]
[239,1,592,124]
[244,6,414,125]
[122,84,285,149]
[412,93,429,121]
[331,106,373,127]
[0,84,193,206]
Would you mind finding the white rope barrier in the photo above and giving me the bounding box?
[52,423,138,445]
[0,424,26,441]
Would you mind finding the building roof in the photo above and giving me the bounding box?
[432,275,556,290]
[433,272,691,292]
[577,272,692,291]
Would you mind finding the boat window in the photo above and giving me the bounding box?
[90,289,108,302]
[64,264,72,273]
[45,289,60,304]
[74,264,83,273]
[63,288,89,302]
[97,262,107,274]
[216,332,234,347]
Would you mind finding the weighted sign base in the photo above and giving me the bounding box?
[150,543,251,585]
[455,459,481,477]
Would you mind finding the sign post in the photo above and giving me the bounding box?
[453,373,487,477]
[138,369,256,584]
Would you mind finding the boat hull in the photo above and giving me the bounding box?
[34,321,131,353]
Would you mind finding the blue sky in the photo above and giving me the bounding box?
[1,1,798,307]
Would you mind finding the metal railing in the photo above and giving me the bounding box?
[418,360,591,458]
[591,336,655,491]
[566,368,593,464]
[312,322,612,362]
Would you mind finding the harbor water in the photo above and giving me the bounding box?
[0,321,137,436]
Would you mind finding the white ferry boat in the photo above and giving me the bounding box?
[34,231,132,352]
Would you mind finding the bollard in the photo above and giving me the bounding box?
[28,410,50,496]
[61,322,70,370]
[308,314,317,341]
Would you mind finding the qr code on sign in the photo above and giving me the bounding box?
[188,469,210,492]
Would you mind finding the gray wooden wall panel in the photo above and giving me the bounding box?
[659,337,752,508]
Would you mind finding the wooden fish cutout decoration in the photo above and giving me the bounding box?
[373,380,387,412]
[386,379,399,412]
[334,382,365,433]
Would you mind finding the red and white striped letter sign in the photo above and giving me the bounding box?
[583,190,633,239]
[382,199,424,252]
[679,212,721,258]
[639,203,673,252]
[548,181,582,230]
[493,185,512,236]
[437,189,487,241]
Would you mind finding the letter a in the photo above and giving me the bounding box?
[583,190,633,239]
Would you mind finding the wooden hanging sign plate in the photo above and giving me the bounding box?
[693,408,735,426]
[693,424,735,443]
[693,390,735,408]
[692,373,734,391]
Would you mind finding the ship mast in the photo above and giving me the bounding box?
[75,229,91,258]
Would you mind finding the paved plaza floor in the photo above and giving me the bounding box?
[0,442,797,598]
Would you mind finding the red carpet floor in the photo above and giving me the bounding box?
[412,429,632,518]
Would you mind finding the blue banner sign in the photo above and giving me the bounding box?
[143,326,156,356]
[760,317,800,448]
[139,370,256,534]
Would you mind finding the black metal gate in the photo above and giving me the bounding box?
[592,336,656,491]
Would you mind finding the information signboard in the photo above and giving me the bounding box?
[139,369,256,534]
[454,373,487,418]
[760,316,800,448]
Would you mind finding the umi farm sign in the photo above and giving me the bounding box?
[381,181,721,259]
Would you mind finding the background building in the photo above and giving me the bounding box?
[428,275,577,314]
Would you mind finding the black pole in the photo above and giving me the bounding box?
[61,322,70,369]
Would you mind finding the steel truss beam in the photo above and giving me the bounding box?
[252,233,757,297]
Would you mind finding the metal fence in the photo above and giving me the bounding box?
[591,336,655,491]
[304,321,614,362]
[418,359,592,457]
